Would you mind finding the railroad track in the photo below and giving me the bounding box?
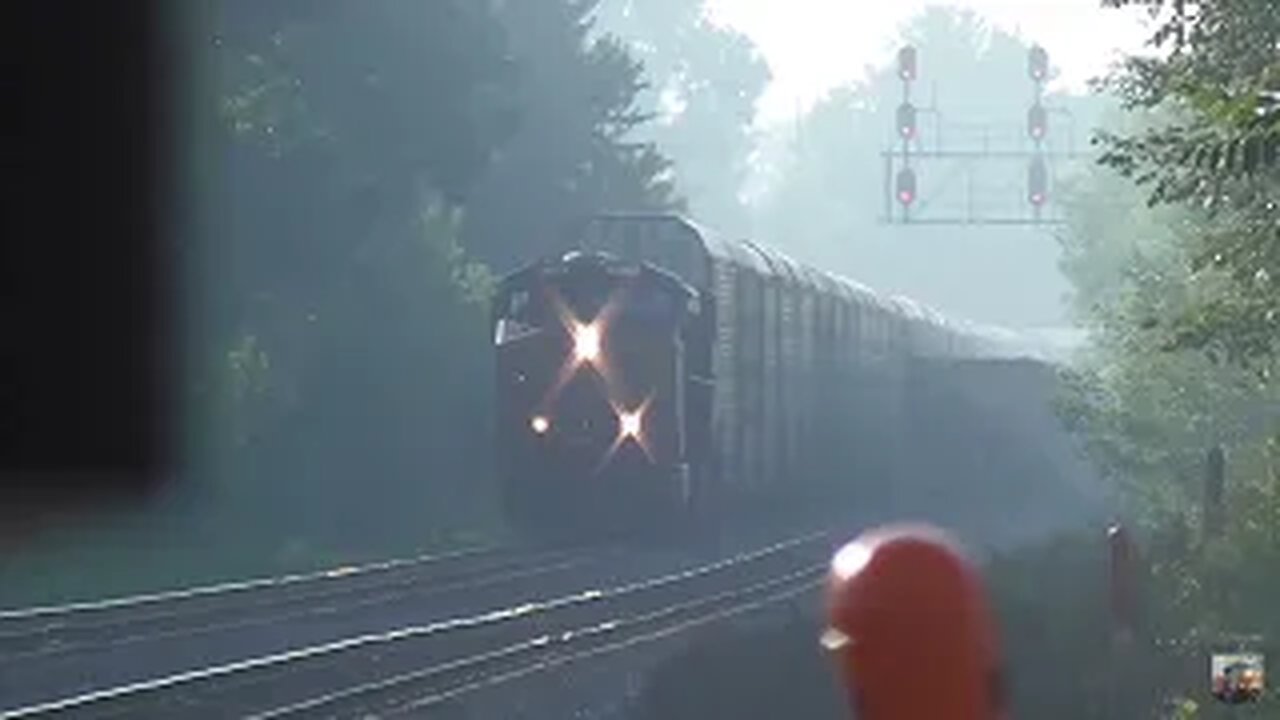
[0,545,586,659]
[264,567,823,720]
[1,531,831,719]
[0,544,607,713]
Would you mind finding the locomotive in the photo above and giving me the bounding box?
[492,214,1045,541]
[492,250,707,539]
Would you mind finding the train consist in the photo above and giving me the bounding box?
[492,213,1058,539]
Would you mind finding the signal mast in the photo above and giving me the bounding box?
[1027,45,1050,218]
[895,46,919,221]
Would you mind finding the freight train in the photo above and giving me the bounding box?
[492,213,1051,540]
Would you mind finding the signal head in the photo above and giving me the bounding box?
[896,167,918,207]
[1027,104,1048,141]
[898,45,918,81]
[825,524,1006,720]
[1028,45,1049,82]
[1028,155,1049,206]
[897,101,918,140]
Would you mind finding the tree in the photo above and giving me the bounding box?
[1054,103,1279,713]
[162,0,684,576]
[1098,0,1280,368]
[1031,7,1280,703]
[2,0,533,595]
[593,0,772,235]
[1059,101,1277,521]
[1068,8,1280,692]
[207,0,517,400]
[460,0,681,271]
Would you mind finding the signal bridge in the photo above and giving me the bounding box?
[883,44,1089,226]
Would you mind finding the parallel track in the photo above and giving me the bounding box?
[0,546,588,661]
[2,531,831,719]
[0,545,608,715]
[261,567,823,719]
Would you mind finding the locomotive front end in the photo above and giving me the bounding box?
[494,252,698,542]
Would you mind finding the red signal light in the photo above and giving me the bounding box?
[896,168,917,206]
[1028,156,1048,206]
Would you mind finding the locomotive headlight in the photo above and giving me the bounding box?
[618,408,643,440]
[573,323,601,364]
[599,400,654,466]
[530,415,551,435]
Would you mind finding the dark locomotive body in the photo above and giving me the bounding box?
[492,252,710,540]
[494,214,1047,541]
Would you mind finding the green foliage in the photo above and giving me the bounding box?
[1096,0,1280,367]
[1046,42,1279,711]
[184,0,682,567]
[2,1,692,603]
[594,0,772,235]
[986,520,1280,719]
[1026,9,1280,708]
[1056,129,1277,510]
[459,0,682,270]
[216,1,519,201]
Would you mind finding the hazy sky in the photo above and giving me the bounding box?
[706,0,1153,124]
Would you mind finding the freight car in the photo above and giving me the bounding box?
[492,213,1044,541]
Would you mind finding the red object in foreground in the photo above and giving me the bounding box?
[823,524,1006,720]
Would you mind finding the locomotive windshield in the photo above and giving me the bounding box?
[555,271,616,323]
[495,261,685,340]
[501,289,540,325]
[551,256,684,329]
